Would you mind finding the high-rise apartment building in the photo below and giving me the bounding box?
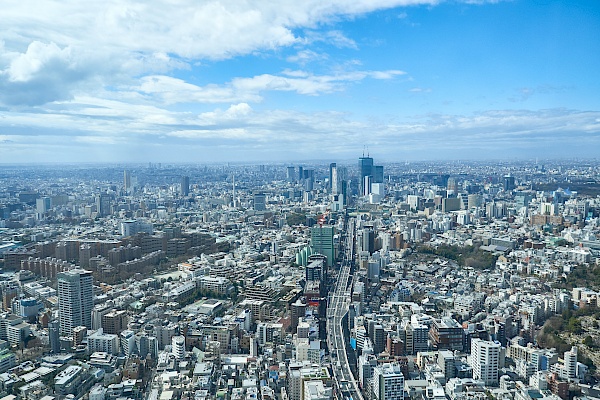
[58,269,93,336]
[564,346,578,380]
[470,338,501,386]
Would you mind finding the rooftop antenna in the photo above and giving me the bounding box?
[362,145,365,157]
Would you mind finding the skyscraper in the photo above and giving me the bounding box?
[180,176,190,196]
[58,269,93,336]
[95,194,111,217]
[374,165,384,183]
[503,175,516,191]
[329,163,336,191]
[286,166,295,182]
[359,155,384,197]
[124,170,131,192]
[359,156,374,195]
[310,226,335,267]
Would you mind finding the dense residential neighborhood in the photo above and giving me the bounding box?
[0,158,599,400]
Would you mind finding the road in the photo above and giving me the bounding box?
[327,217,363,400]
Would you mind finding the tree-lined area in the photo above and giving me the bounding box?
[416,244,498,270]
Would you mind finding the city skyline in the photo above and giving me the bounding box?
[1,0,599,163]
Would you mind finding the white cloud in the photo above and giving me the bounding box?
[369,70,406,79]
[0,101,598,161]
[3,1,437,60]
[286,50,327,65]
[0,0,439,106]
[0,41,96,105]
[409,87,432,92]
[131,68,407,104]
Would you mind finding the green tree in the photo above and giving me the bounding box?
[566,317,583,334]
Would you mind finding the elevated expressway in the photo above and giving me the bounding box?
[326,218,363,400]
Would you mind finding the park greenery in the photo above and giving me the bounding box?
[537,308,599,371]
[554,264,600,291]
[416,244,498,270]
[286,212,306,226]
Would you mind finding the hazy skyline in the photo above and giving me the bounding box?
[1,0,599,163]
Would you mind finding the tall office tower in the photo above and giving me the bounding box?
[372,363,405,400]
[254,193,267,211]
[287,166,295,182]
[329,163,337,191]
[331,167,339,195]
[503,175,516,191]
[298,166,304,181]
[310,226,335,267]
[361,227,375,254]
[180,176,190,196]
[336,166,348,203]
[447,177,458,193]
[58,269,94,336]
[337,166,348,183]
[95,194,111,217]
[124,170,131,192]
[470,338,501,386]
[359,156,374,195]
[48,320,61,353]
[36,197,51,215]
[362,175,372,196]
[373,165,384,183]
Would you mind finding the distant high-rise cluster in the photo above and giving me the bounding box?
[359,154,384,201]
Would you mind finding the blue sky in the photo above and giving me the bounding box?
[0,0,599,163]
